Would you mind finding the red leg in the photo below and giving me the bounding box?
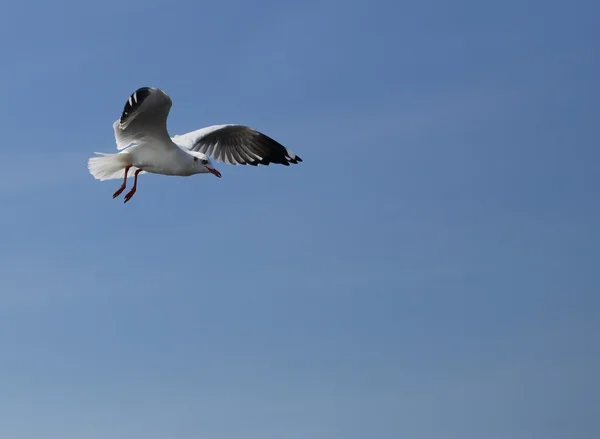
[123,169,142,203]
[113,165,132,199]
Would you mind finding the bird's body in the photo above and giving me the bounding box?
[88,86,302,202]
[123,142,198,176]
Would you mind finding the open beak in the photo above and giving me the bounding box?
[207,167,222,178]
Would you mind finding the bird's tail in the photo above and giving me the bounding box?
[87,152,133,181]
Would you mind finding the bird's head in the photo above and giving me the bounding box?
[188,151,222,178]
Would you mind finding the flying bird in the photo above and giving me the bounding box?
[88,87,302,203]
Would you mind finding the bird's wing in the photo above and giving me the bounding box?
[113,87,174,150]
[171,124,302,166]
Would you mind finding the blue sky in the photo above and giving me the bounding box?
[0,0,598,438]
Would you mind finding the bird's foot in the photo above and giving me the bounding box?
[123,188,136,203]
[112,185,126,199]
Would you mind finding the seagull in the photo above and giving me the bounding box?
[87,86,302,203]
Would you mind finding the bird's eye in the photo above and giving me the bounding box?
[202,159,208,165]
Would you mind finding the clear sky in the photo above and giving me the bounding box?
[0,0,598,438]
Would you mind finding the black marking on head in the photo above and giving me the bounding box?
[120,87,153,124]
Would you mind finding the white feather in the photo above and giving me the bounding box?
[87,152,145,181]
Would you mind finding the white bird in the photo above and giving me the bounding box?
[87,86,302,203]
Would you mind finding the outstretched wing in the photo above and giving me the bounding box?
[113,87,173,150]
[172,124,302,166]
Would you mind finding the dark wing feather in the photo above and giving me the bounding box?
[120,87,154,125]
[185,125,302,166]
[113,87,173,149]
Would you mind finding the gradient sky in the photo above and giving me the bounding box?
[0,0,598,438]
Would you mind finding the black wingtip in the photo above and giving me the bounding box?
[251,132,304,166]
[120,87,154,124]
[189,125,304,167]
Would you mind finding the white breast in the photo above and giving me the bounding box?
[128,142,194,176]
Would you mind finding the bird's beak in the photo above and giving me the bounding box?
[207,166,222,178]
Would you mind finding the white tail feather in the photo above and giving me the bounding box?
[87,152,143,181]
